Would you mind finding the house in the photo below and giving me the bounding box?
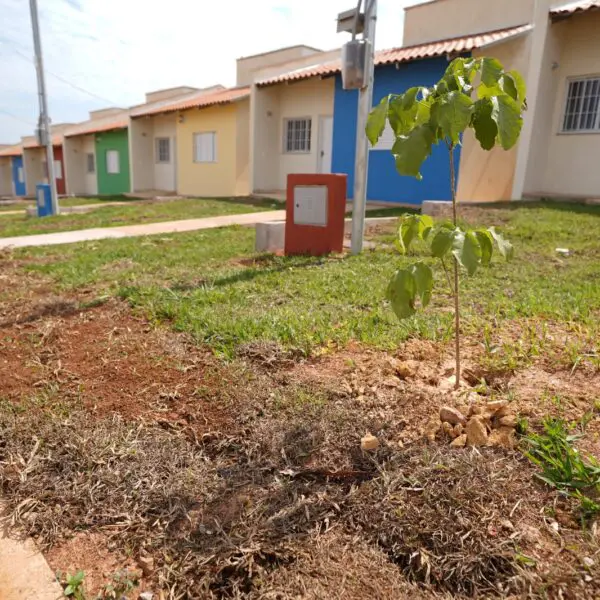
[402,0,600,201]
[247,46,340,195]
[249,33,530,204]
[21,123,73,196]
[128,85,224,194]
[63,108,130,196]
[0,145,24,196]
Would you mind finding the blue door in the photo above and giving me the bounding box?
[12,156,26,196]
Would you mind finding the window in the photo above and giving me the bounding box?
[155,137,170,163]
[371,123,395,151]
[106,150,120,174]
[86,153,95,174]
[284,118,312,153]
[18,167,24,183]
[54,160,62,180]
[193,132,216,163]
[562,77,600,132]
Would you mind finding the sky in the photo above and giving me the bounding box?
[0,0,425,143]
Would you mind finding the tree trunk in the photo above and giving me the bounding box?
[449,144,461,390]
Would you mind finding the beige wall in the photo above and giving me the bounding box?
[535,12,600,197]
[63,135,97,195]
[0,158,12,195]
[176,103,239,197]
[89,108,125,121]
[145,86,198,103]
[130,115,177,192]
[456,35,532,201]
[235,100,250,196]
[251,78,335,192]
[403,0,536,46]
[237,45,323,86]
[23,147,45,196]
[252,49,340,84]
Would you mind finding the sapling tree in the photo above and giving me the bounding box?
[366,57,526,388]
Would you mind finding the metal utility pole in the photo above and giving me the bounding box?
[29,0,59,215]
[350,0,377,255]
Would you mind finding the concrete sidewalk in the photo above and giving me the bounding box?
[0,210,286,249]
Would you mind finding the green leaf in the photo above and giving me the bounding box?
[387,268,417,319]
[453,230,482,275]
[500,74,519,102]
[392,124,435,180]
[397,214,433,254]
[72,571,85,585]
[491,95,523,150]
[388,87,431,136]
[430,227,456,258]
[488,227,514,259]
[431,92,473,144]
[507,70,527,106]
[64,585,74,596]
[472,99,498,151]
[481,57,503,87]
[475,229,494,266]
[412,262,434,308]
[366,97,389,146]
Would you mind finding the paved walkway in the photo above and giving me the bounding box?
[0,210,286,249]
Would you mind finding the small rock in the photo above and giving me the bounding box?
[452,423,463,438]
[468,404,483,417]
[139,593,154,600]
[583,557,595,568]
[440,406,467,426]
[488,426,516,449]
[138,554,154,577]
[450,434,467,448]
[424,418,441,440]
[484,400,508,415]
[498,415,518,428]
[361,433,379,451]
[442,422,454,436]
[466,417,488,446]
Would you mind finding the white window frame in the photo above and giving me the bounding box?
[283,117,312,154]
[370,122,395,151]
[106,150,120,174]
[193,132,217,163]
[155,137,171,164]
[561,75,600,134]
[86,152,95,174]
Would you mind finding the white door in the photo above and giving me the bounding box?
[318,116,333,173]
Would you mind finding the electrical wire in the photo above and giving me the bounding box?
[0,109,36,126]
[7,45,118,106]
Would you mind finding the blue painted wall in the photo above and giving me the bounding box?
[11,156,25,196]
[331,57,462,205]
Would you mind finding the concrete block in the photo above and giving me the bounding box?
[422,200,453,217]
[255,220,285,252]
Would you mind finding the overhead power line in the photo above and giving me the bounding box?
[0,109,36,126]
[7,44,119,106]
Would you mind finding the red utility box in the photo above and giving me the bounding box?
[284,173,347,256]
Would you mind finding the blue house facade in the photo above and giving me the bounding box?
[11,155,26,196]
[331,57,462,205]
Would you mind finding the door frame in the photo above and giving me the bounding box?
[317,115,334,174]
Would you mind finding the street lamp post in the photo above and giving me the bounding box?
[338,0,378,255]
[29,0,59,215]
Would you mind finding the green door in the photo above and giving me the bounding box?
[96,129,131,195]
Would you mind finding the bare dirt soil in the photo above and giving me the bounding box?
[1,294,600,599]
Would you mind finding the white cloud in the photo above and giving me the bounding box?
[0,0,424,142]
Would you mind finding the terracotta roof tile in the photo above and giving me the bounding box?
[0,145,22,157]
[22,134,64,149]
[64,117,129,138]
[551,0,600,17]
[131,86,250,117]
[257,24,532,87]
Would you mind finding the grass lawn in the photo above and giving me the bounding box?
[0,196,284,238]
[15,200,600,362]
[2,200,600,598]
